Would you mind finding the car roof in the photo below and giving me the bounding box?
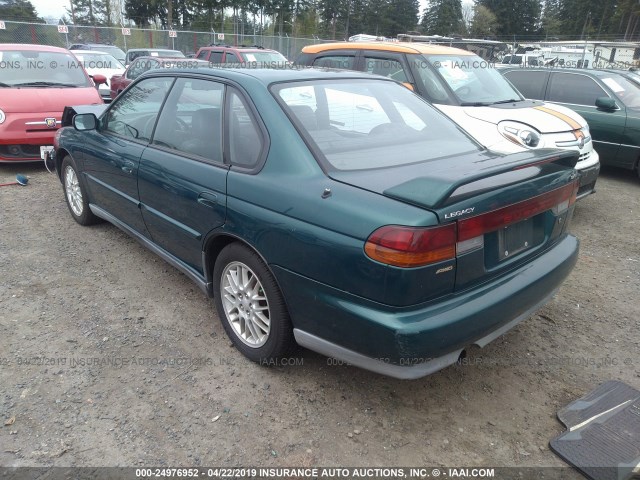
[301,41,475,56]
[199,45,278,53]
[131,55,193,61]
[501,67,628,78]
[128,48,181,52]
[71,50,111,55]
[0,43,70,53]
[146,66,400,85]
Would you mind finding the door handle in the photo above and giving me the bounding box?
[197,192,218,208]
[121,161,135,174]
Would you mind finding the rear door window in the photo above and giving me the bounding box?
[227,89,265,168]
[208,51,224,63]
[225,52,240,63]
[312,55,356,69]
[363,56,408,83]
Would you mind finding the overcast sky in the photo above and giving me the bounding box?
[31,0,69,20]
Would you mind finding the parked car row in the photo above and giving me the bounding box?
[0,42,285,163]
[295,42,602,197]
[296,41,640,184]
[500,67,640,178]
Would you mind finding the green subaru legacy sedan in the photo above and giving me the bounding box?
[49,67,579,379]
[502,67,640,179]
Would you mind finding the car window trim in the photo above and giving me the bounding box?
[224,85,270,173]
[136,71,269,173]
[547,101,623,111]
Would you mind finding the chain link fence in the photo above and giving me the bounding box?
[0,21,333,59]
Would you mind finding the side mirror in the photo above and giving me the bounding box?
[595,96,617,110]
[92,74,107,86]
[73,113,98,131]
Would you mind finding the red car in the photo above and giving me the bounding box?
[194,44,288,64]
[0,44,105,163]
[110,57,208,99]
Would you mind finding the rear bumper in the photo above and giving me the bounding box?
[576,161,600,200]
[275,234,579,379]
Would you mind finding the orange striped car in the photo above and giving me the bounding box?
[296,42,600,199]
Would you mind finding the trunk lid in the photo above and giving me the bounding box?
[332,148,579,291]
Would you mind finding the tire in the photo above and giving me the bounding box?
[61,155,97,226]
[213,243,295,362]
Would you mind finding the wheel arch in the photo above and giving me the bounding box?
[55,148,71,181]
[203,233,283,300]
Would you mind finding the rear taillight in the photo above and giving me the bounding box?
[365,224,456,268]
[366,180,578,268]
[458,181,577,242]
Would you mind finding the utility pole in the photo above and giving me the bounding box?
[168,0,173,30]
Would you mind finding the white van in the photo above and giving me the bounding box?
[297,42,601,198]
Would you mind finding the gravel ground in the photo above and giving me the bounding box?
[0,163,638,473]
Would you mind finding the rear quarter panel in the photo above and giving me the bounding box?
[220,76,455,306]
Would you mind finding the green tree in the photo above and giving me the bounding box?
[124,0,162,27]
[388,0,419,35]
[540,0,562,38]
[0,0,40,21]
[476,0,540,37]
[469,4,498,37]
[612,0,640,40]
[421,0,465,36]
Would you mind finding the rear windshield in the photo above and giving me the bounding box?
[274,79,480,171]
[72,52,122,70]
[0,50,92,87]
[98,46,125,63]
[151,50,185,57]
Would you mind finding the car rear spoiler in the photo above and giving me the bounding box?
[383,149,578,209]
[62,105,108,127]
